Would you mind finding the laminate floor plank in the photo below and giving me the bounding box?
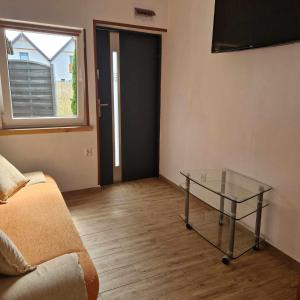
[65,178,299,300]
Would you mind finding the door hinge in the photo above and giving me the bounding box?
[96,69,100,81]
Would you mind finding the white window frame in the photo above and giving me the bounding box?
[0,22,87,129]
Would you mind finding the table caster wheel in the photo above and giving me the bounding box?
[186,223,192,230]
[222,256,230,265]
[253,245,260,251]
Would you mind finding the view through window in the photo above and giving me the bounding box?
[5,29,78,118]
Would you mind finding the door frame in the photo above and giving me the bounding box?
[93,19,167,185]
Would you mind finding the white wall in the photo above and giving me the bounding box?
[0,0,168,192]
[161,0,300,262]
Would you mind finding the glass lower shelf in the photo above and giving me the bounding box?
[180,182,269,220]
[180,208,264,259]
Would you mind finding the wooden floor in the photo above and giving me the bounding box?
[65,178,299,300]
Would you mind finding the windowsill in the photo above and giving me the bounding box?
[0,125,93,136]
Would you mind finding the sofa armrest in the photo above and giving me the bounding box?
[0,253,87,300]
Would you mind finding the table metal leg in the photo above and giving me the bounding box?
[217,220,224,247]
[254,192,264,250]
[219,170,226,225]
[228,201,237,257]
[222,200,237,264]
[219,196,225,225]
[184,175,192,230]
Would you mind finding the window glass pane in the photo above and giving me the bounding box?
[112,51,120,168]
[5,29,78,118]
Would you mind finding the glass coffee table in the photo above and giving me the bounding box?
[180,169,272,264]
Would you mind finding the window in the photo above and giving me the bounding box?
[0,21,87,128]
[19,52,29,61]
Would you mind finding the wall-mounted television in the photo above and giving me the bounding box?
[212,0,300,53]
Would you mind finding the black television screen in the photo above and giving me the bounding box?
[212,0,300,53]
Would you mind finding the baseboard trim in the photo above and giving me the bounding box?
[63,186,102,199]
[159,174,184,193]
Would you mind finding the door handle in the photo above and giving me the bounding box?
[98,102,109,118]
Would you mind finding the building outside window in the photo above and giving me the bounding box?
[19,52,29,61]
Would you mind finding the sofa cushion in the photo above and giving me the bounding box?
[0,177,84,263]
[0,155,28,203]
[24,171,47,186]
[0,176,99,300]
[0,230,36,276]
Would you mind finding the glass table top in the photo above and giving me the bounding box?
[180,169,272,203]
[179,182,269,220]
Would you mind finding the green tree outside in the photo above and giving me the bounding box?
[71,50,77,115]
